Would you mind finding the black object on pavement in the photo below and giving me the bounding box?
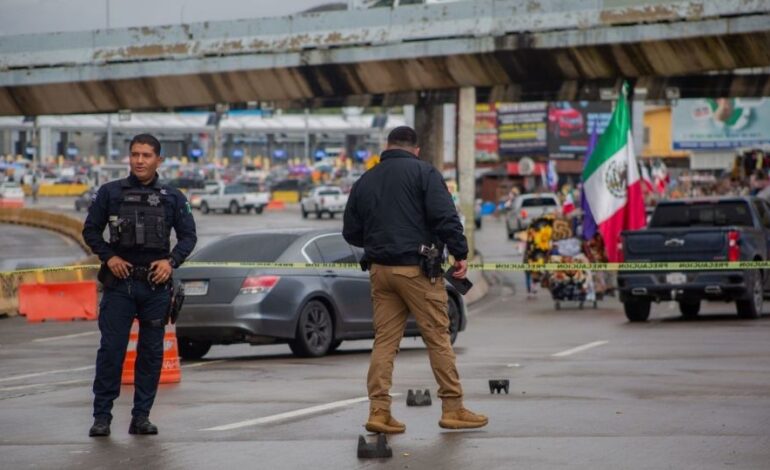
[357,434,393,459]
[489,379,510,394]
[406,389,432,406]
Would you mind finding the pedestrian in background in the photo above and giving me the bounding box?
[82,133,197,437]
[343,126,488,433]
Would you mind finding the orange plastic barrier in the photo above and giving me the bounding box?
[18,281,97,322]
[266,200,285,211]
[122,321,181,385]
[0,199,24,208]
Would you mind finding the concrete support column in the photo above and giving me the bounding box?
[457,86,476,259]
[38,126,52,166]
[414,102,445,170]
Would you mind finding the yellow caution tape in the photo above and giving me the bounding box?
[3,260,770,278]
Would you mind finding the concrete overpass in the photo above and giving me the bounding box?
[0,0,769,116]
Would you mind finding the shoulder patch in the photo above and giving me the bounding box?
[185,202,192,214]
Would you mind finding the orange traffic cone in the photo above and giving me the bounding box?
[121,320,182,385]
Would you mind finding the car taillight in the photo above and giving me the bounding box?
[728,231,740,262]
[240,275,280,295]
[520,209,528,219]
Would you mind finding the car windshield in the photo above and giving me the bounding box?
[650,201,754,227]
[191,234,300,262]
[522,198,558,207]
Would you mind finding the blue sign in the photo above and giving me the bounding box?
[66,146,78,157]
[355,149,369,161]
[273,149,287,159]
[231,148,244,159]
[314,149,327,160]
[190,148,203,158]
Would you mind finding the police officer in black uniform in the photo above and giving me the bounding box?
[83,134,197,437]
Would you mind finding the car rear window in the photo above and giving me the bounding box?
[191,234,300,262]
[650,202,754,227]
[521,198,558,208]
[319,189,341,196]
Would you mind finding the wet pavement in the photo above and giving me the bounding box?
[1,204,769,469]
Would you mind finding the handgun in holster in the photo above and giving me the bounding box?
[166,281,185,325]
[418,243,444,284]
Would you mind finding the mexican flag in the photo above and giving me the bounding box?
[582,84,646,262]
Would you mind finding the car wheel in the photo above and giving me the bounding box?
[177,338,212,360]
[329,212,335,219]
[678,300,700,319]
[329,340,343,353]
[475,219,482,230]
[315,205,322,219]
[506,221,513,240]
[301,206,308,219]
[289,300,334,357]
[228,201,239,214]
[254,205,264,215]
[200,202,210,214]
[737,272,763,319]
[624,300,651,322]
[448,296,461,345]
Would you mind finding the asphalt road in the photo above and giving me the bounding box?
[1,200,769,469]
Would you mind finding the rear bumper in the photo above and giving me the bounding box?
[176,297,296,344]
[618,270,751,302]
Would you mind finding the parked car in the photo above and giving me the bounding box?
[187,189,209,210]
[174,229,467,359]
[301,186,349,219]
[199,183,271,215]
[74,187,98,211]
[618,197,770,322]
[506,193,561,238]
[0,181,25,208]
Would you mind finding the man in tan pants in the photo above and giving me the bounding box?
[343,126,488,433]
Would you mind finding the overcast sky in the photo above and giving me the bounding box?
[0,0,341,36]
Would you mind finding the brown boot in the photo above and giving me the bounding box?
[439,408,489,430]
[365,408,406,434]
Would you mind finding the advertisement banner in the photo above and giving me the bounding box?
[547,101,612,157]
[497,102,548,156]
[475,104,499,162]
[672,98,770,150]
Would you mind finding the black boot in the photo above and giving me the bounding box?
[89,418,111,437]
[129,416,158,435]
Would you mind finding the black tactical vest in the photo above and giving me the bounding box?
[110,179,169,252]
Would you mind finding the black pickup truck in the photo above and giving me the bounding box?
[618,197,770,322]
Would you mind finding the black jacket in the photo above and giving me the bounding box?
[83,173,197,267]
[343,149,468,265]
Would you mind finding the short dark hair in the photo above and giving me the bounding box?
[129,133,161,156]
[387,126,418,148]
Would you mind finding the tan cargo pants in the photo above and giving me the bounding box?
[367,264,463,412]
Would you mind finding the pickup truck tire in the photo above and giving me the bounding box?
[736,272,763,319]
[624,300,651,322]
[329,212,335,219]
[301,206,308,218]
[315,205,322,219]
[254,205,264,215]
[228,201,240,214]
[506,221,514,240]
[200,201,210,214]
[678,301,700,319]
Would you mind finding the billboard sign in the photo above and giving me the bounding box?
[672,98,770,150]
[547,101,612,157]
[497,102,548,156]
[475,104,499,162]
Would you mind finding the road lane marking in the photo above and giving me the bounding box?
[0,379,90,392]
[551,341,609,358]
[201,393,403,432]
[32,331,98,343]
[182,360,227,369]
[0,365,95,383]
